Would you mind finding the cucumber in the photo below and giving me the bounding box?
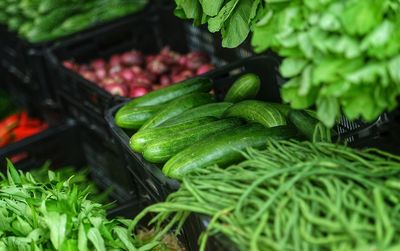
[140,93,215,130]
[224,73,261,102]
[59,12,96,33]
[223,100,286,128]
[130,117,217,153]
[115,104,164,129]
[163,124,298,179]
[125,77,213,108]
[143,118,243,163]
[161,102,233,126]
[34,6,81,33]
[288,110,332,142]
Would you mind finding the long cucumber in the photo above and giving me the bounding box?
[125,77,213,108]
[140,93,215,130]
[163,124,298,179]
[130,117,217,153]
[161,102,233,126]
[115,104,164,129]
[223,100,287,128]
[143,118,243,163]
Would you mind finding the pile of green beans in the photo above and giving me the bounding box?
[131,140,400,251]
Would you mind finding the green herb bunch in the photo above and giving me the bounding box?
[175,0,400,126]
[132,139,400,251]
[252,0,400,126]
[174,0,263,48]
[0,160,155,251]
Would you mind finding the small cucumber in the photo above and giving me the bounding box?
[163,124,298,179]
[130,117,217,153]
[223,100,286,128]
[161,102,233,126]
[125,77,213,108]
[143,118,243,163]
[140,93,215,130]
[288,110,332,142]
[115,104,164,129]
[224,73,261,102]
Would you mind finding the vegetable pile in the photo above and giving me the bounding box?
[174,0,400,126]
[0,111,47,147]
[115,73,330,179]
[132,139,400,251]
[0,0,147,43]
[0,160,181,251]
[63,47,214,98]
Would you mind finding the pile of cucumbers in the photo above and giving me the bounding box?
[0,0,147,43]
[115,73,331,179]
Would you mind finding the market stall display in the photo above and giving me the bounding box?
[0,1,399,251]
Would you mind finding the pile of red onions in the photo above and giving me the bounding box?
[63,47,214,98]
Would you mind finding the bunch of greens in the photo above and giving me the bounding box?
[0,160,161,251]
[28,162,111,203]
[174,0,263,48]
[252,0,400,127]
[131,139,400,251]
[174,0,400,127]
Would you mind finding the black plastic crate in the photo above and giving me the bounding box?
[46,5,253,136]
[105,55,282,202]
[0,5,150,104]
[79,127,139,203]
[0,120,85,172]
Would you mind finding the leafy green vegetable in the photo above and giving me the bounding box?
[251,0,400,126]
[175,0,263,48]
[0,161,163,250]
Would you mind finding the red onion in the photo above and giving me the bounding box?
[171,70,194,83]
[147,56,168,75]
[121,50,144,66]
[95,68,107,79]
[196,64,214,75]
[109,54,122,67]
[160,47,181,65]
[80,70,97,82]
[130,86,150,97]
[104,84,128,96]
[90,58,106,70]
[120,68,136,82]
[109,65,122,75]
[185,51,210,70]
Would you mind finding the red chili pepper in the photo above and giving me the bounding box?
[0,111,48,147]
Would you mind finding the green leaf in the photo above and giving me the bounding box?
[316,96,339,127]
[208,0,239,32]
[280,57,308,78]
[281,78,317,109]
[6,159,21,185]
[87,228,106,251]
[388,55,400,84]
[221,0,253,48]
[113,227,138,251]
[199,0,224,16]
[78,223,88,251]
[44,212,67,250]
[340,0,386,35]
